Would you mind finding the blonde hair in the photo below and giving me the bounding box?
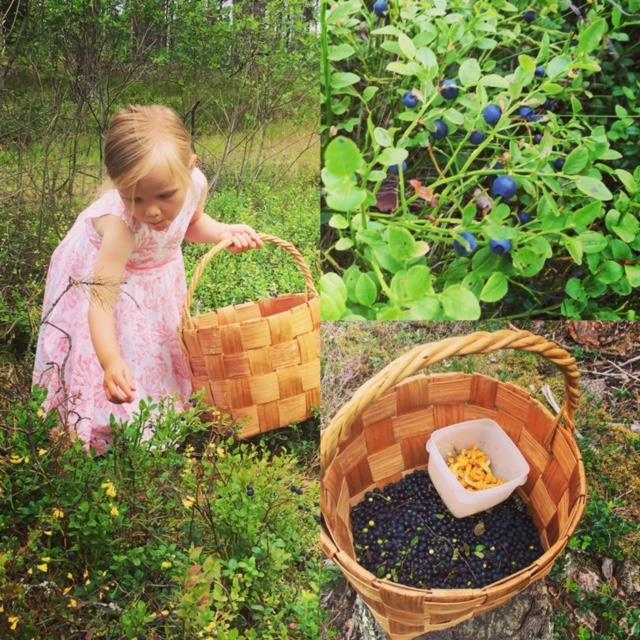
[104,105,193,193]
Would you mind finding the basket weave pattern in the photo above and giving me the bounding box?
[321,330,586,639]
[180,234,320,437]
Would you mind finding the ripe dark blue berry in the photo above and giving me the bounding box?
[432,119,448,140]
[523,10,536,22]
[246,485,254,497]
[453,232,478,256]
[469,131,487,145]
[440,79,459,100]
[490,238,512,255]
[491,175,517,201]
[535,66,545,78]
[543,99,560,113]
[403,91,418,108]
[553,158,565,171]
[517,210,533,224]
[373,0,389,16]
[351,469,543,590]
[483,104,502,126]
[533,133,543,144]
[389,160,408,175]
[290,485,304,495]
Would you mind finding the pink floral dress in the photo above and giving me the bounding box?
[32,167,208,454]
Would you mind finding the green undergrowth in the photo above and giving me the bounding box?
[0,388,321,639]
[184,166,319,311]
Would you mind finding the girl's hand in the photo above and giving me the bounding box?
[103,357,136,404]
[222,224,264,253]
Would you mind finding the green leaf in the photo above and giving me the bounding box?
[386,61,422,76]
[326,188,367,212]
[328,44,356,61]
[563,147,589,175]
[577,18,607,55]
[319,273,347,321]
[575,177,613,201]
[546,56,572,79]
[444,108,464,126]
[388,225,416,261]
[596,261,623,285]
[398,33,416,59]
[518,55,536,74]
[566,278,587,302]
[440,285,481,320]
[539,82,564,95]
[625,265,640,287]
[578,231,608,254]
[459,58,481,87]
[407,297,440,320]
[479,272,508,302]
[378,147,409,167]
[331,72,360,89]
[334,237,354,251]
[374,127,393,148]
[355,273,377,307]
[415,47,437,70]
[606,210,639,243]
[405,265,433,298]
[615,169,639,195]
[480,74,509,88]
[363,86,379,103]
[564,237,583,265]
[328,214,349,229]
[573,201,604,230]
[325,137,362,176]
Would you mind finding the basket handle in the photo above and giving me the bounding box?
[182,232,318,330]
[321,329,580,473]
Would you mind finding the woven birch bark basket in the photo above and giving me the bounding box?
[179,233,320,437]
[321,329,587,640]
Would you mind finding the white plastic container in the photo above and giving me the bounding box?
[426,418,529,518]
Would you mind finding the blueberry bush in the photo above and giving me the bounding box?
[320,0,640,321]
[0,389,321,639]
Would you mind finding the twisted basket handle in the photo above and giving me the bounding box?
[321,329,580,473]
[182,233,318,330]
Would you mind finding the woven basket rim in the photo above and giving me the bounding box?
[187,290,319,328]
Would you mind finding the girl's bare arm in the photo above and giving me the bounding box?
[88,216,136,403]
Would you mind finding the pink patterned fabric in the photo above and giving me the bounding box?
[32,167,208,454]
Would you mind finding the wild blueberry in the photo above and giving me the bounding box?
[403,91,418,108]
[246,485,254,497]
[469,131,487,145]
[483,104,502,126]
[553,157,565,171]
[373,0,389,16]
[290,485,304,495]
[389,160,408,175]
[432,119,448,140]
[491,175,517,201]
[453,232,478,257]
[523,10,536,22]
[543,99,559,113]
[517,210,533,224]
[535,66,545,78]
[533,133,543,144]
[440,79,459,100]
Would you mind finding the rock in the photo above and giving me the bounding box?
[601,558,614,582]
[354,581,553,640]
[571,568,602,593]
[615,560,640,595]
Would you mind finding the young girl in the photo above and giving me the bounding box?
[32,104,263,454]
